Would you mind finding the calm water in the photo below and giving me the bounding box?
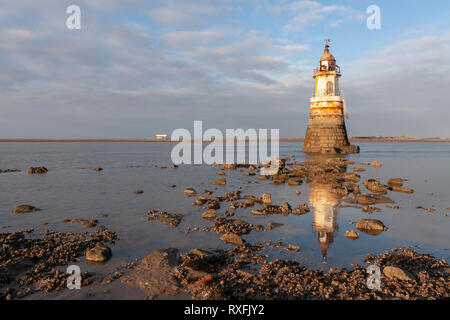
[1,142,449,290]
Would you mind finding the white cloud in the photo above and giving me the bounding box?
[0,0,448,138]
[269,0,363,33]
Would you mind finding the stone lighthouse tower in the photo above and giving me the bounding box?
[302,41,359,154]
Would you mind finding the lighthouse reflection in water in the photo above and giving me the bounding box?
[306,155,348,263]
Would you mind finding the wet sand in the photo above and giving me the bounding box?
[0,142,449,300]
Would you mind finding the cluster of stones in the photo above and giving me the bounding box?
[173,244,450,300]
[0,228,118,299]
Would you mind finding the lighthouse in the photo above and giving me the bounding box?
[302,41,359,154]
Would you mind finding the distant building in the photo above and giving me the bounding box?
[155,134,168,140]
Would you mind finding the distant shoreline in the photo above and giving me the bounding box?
[0,138,449,143]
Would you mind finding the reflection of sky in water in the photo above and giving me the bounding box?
[0,142,449,272]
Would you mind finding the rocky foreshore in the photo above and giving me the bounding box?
[0,227,119,300]
[1,155,448,300]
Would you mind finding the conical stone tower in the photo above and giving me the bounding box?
[302,42,359,154]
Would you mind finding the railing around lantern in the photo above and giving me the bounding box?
[313,65,341,74]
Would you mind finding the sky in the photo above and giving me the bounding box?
[0,0,449,138]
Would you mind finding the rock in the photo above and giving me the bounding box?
[295,190,301,195]
[389,186,414,194]
[86,242,112,263]
[287,244,300,252]
[353,194,394,205]
[121,248,181,297]
[287,178,302,186]
[281,202,291,214]
[12,205,40,214]
[27,167,48,174]
[342,172,360,182]
[222,163,237,170]
[189,249,214,259]
[225,210,234,217]
[387,178,404,187]
[356,219,387,234]
[236,269,255,278]
[0,169,21,173]
[383,266,413,281]
[268,222,283,230]
[211,178,226,185]
[220,233,244,245]
[184,188,197,197]
[134,190,144,194]
[345,183,361,194]
[69,219,98,228]
[371,161,382,168]
[202,209,216,219]
[362,179,388,194]
[353,167,366,172]
[261,193,272,205]
[171,165,178,169]
[92,167,103,171]
[251,209,266,216]
[148,210,184,228]
[291,203,310,215]
[362,206,381,213]
[272,175,288,184]
[344,229,359,240]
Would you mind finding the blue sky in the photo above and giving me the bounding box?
[0,0,449,138]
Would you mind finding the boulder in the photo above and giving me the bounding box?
[27,167,48,174]
[121,248,181,297]
[387,178,404,187]
[287,178,302,186]
[371,161,382,168]
[184,188,197,197]
[268,222,283,230]
[342,172,360,182]
[211,178,226,185]
[261,193,272,205]
[69,219,98,228]
[344,229,359,240]
[356,219,387,234]
[252,209,266,216]
[291,203,310,215]
[12,205,40,214]
[287,244,301,252]
[383,266,413,281]
[220,233,243,245]
[389,186,414,194]
[202,209,216,219]
[362,179,388,194]
[354,194,394,205]
[86,242,111,263]
[189,249,214,259]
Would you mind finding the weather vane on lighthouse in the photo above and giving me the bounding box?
[302,41,359,154]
